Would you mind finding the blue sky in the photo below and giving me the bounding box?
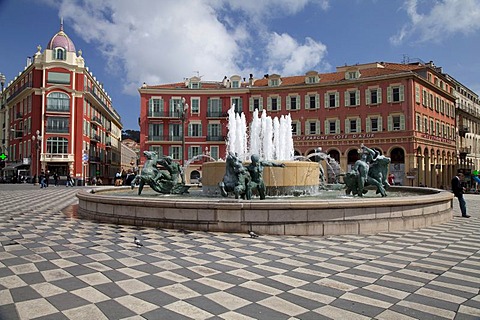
[1,0,480,130]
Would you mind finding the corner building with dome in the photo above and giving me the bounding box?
[0,22,123,185]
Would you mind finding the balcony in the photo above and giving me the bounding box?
[46,126,69,133]
[207,110,225,118]
[6,82,32,103]
[41,153,74,162]
[148,110,166,118]
[206,135,226,141]
[91,115,102,126]
[90,134,101,142]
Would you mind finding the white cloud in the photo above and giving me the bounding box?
[265,33,328,75]
[48,0,331,94]
[391,0,480,45]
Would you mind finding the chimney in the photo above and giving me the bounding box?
[249,74,254,87]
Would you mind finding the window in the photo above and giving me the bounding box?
[169,124,182,141]
[291,122,300,135]
[169,146,181,160]
[169,98,184,117]
[231,97,243,113]
[415,85,420,103]
[188,146,202,160]
[47,117,69,133]
[207,98,222,117]
[269,79,280,87]
[55,48,66,60]
[367,117,381,132]
[267,96,281,111]
[249,97,263,112]
[416,114,422,132]
[231,80,240,88]
[345,90,360,107]
[345,118,360,133]
[148,124,163,141]
[209,146,219,160]
[346,70,360,79]
[191,98,200,114]
[189,123,202,137]
[207,123,222,141]
[46,137,68,154]
[388,114,405,131]
[148,98,164,117]
[287,95,299,110]
[424,117,428,133]
[324,119,340,134]
[387,85,404,103]
[306,120,319,135]
[47,92,70,112]
[189,82,200,89]
[366,88,382,105]
[430,119,435,134]
[149,145,163,157]
[305,94,319,109]
[324,92,339,108]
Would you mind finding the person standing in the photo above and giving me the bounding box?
[66,172,74,187]
[451,172,469,218]
[39,171,47,189]
[53,172,59,186]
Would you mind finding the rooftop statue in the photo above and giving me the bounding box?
[132,151,189,195]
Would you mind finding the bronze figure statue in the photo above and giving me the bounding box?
[132,151,189,195]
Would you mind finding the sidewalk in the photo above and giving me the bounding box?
[0,185,478,319]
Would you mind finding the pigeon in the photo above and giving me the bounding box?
[134,236,143,247]
[248,230,259,238]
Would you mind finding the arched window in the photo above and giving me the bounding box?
[47,137,68,154]
[55,48,65,60]
[47,92,70,112]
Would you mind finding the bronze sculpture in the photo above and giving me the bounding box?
[344,145,390,197]
[132,151,189,195]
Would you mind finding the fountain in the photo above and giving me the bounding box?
[77,106,454,236]
[202,106,320,197]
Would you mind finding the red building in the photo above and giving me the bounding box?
[139,61,456,188]
[0,23,123,184]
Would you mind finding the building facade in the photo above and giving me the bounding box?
[0,23,122,184]
[138,61,458,188]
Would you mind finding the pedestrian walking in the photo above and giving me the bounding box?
[53,172,59,186]
[66,173,74,187]
[452,172,469,218]
[39,171,47,188]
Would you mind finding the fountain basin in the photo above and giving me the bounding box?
[77,187,453,236]
[201,161,320,196]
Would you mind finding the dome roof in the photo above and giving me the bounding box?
[47,22,76,53]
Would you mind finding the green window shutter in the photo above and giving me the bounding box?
[400,85,405,101]
[378,88,383,104]
[304,94,309,109]
[188,147,192,160]
[415,85,420,103]
[387,87,392,103]
[345,119,350,133]
[378,117,383,132]
[344,91,350,107]
[286,96,291,110]
[366,118,371,132]
[336,119,341,133]
[356,90,360,106]
[278,96,282,111]
[316,120,320,134]
[400,115,405,130]
[365,89,370,105]
[324,93,328,108]
[324,120,329,134]
[249,97,253,112]
[259,97,263,111]
[296,95,300,110]
[267,97,272,111]
[335,92,339,107]
[387,115,392,131]
[356,118,361,132]
[315,94,319,109]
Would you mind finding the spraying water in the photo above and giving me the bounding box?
[226,105,294,161]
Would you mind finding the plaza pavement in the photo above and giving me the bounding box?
[0,184,479,320]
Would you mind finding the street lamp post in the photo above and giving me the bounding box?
[31,130,42,185]
[0,73,5,155]
[180,97,189,166]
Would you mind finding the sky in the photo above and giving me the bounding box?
[1,0,480,130]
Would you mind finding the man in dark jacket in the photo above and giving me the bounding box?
[451,172,469,218]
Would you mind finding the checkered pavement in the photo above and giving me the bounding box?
[0,185,479,319]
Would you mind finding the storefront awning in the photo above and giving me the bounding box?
[2,163,29,171]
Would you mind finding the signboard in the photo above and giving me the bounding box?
[82,154,88,161]
[0,153,7,161]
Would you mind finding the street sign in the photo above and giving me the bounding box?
[82,154,88,161]
[0,153,7,161]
